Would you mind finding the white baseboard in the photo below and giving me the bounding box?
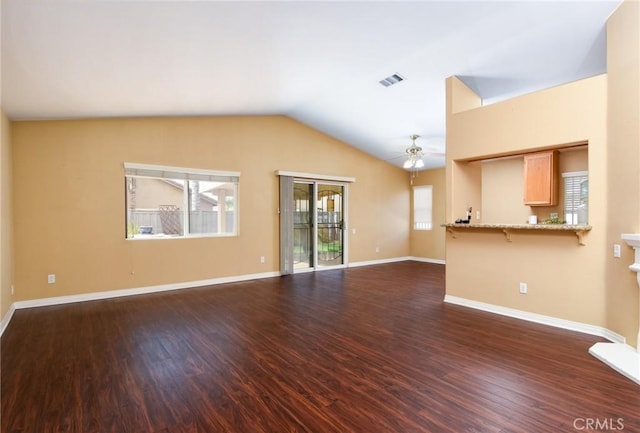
[348,256,445,267]
[409,256,445,265]
[444,295,626,344]
[348,256,412,267]
[0,303,16,336]
[11,271,281,312]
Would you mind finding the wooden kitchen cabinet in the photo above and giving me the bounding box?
[523,150,558,206]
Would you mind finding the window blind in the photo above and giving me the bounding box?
[413,185,433,230]
[562,171,588,224]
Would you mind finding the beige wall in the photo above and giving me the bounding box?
[605,0,640,347]
[11,116,410,301]
[445,74,610,329]
[410,167,446,261]
[481,156,527,224]
[1,110,14,320]
[481,148,588,225]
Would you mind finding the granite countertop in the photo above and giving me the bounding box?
[442,223,592,231]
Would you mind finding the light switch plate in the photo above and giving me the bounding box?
[613,244,621,258]
[519,282,527,294]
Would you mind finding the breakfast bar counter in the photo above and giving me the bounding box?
[442,223,592,245]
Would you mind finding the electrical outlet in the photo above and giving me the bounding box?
[260,256,265,264]
[519,282,527,294]
[613,244,621,258]
[375,246,380,253]
[47,274,56,284]
[476,210,480,220]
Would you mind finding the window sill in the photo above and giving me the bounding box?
[127,233,237,240]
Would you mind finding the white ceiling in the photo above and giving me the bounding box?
[1,0,621,170]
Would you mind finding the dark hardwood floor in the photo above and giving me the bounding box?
[2,261,639,432]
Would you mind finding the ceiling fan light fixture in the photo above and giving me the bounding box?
[404,134,424,184]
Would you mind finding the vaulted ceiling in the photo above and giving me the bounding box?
[1,0,621,170]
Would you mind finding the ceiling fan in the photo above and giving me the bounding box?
[386,135,445,163]
[403,134,425,170]
[386,135,445,183]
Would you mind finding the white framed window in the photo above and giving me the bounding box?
[413,185,433,230]
[562,171,588,225]
[124,163,239,239]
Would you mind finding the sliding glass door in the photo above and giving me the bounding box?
[316,183,344,268]
[292,180,346,271]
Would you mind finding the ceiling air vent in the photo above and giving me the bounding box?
[379,73,405,87]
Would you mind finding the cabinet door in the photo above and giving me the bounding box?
[524,151,558,206]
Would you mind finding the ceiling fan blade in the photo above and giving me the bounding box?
[384,154,406,162]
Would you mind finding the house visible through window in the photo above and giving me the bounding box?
[125,163,239,238]
[413,185,433,230]
[562,171,588,225]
